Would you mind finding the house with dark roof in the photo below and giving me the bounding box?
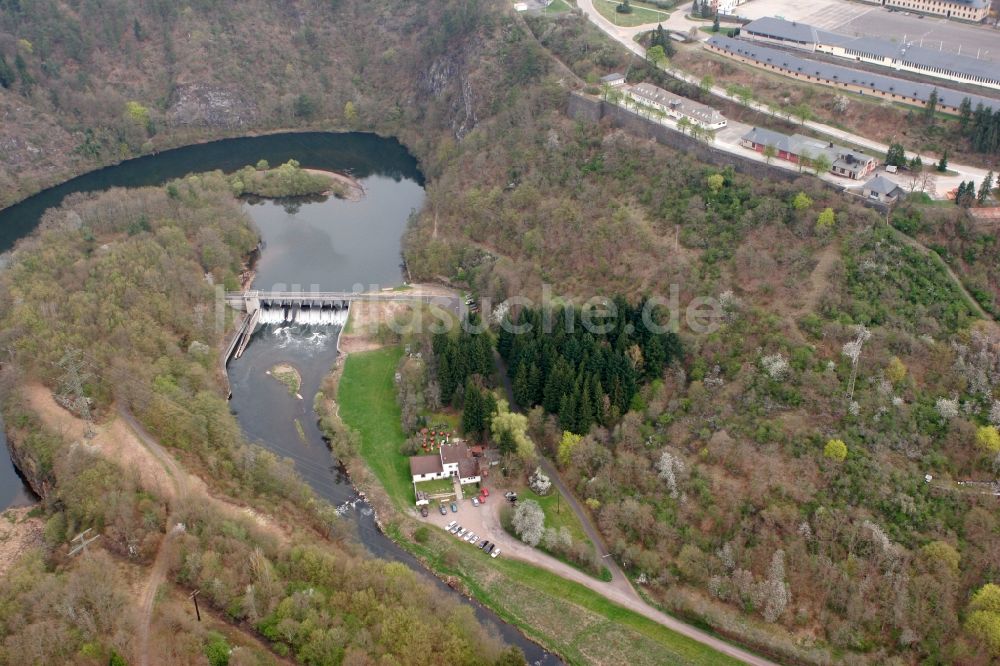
[623,82,728,130]
[706,35,1000,116]
[409,441,481,486]
[741,127,878,180]
[863,175,905,203]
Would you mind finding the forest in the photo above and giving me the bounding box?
[498,301,683,433]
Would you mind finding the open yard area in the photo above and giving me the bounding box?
[414,477,456,496]
[338,346,412,506]
[592,0,671,27]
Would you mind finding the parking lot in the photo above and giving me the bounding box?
[737,0,1000,62]
[421,489,504,557]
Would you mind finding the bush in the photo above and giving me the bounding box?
[824,439,847,462]
[976,426,1000,453]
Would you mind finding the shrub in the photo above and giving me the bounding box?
[966,584,1000,655]
[823,439,847,462]
[976,426,1000,453]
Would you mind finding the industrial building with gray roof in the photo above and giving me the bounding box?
[741,17,1000,91]
[707,35,1000,114]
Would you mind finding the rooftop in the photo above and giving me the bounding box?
[742,127,875,170]
[409,455,443,477]
[440,441,471,465]
[743,17,818,44]
[744,17,1000,83]
[627,82,726,124]
[864,175,903,195]
[601,72,625,82]
[708,35,1000,113]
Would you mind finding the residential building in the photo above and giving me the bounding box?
[601,72,627,87]
[409,441,482,486]
[409,455,446,483]
[623,82,728,130]
[711,0,751,13]
[706,35,1000,115]
[740,127,878,179]
[740,16,1000,91]
[860,0,989,21]
[863,175,905,202]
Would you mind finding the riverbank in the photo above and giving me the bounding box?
[302,168,365,201]
[0,125,395,213]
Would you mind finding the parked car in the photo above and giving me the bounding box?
[466,532,477,542]
[449,524,461,534]
[457,528,467,538]
[420,506,429,517]
[438,503,447,515]
[446,520,457,530]
[480,488,489,497]
[478,493,487,503]
[480,541,491,551]
[485,543,495,554]
[490,548,501,559]
[472,497,480,507]
[450,502,458,513]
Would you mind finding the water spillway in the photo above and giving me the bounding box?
[256,303,349,326]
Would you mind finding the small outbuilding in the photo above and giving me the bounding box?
[600,72,626,88]
[863,175,904,203]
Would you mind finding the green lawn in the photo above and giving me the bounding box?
[698,26,736,37]
[389,522,744,665]
[593,0,670,27]
[522,485,589,546]
[339,346,412,506]
[544,0,573,12]
[502,483,611,581]
[414,477,456,496]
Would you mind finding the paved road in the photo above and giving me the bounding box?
[574,0,990,196]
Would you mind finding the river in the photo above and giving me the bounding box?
[0,132,559,664]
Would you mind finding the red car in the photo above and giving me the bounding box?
[480,488,489,497]
[478,493,487,503]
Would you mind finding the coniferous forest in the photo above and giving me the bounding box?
[498,300,683,434]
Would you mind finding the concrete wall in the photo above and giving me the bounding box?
[565,92,893,215]
[567,92,809,185]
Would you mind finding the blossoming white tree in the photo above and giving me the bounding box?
[655,449,686,499]
[842,324,871,401]
[511,499,545,547]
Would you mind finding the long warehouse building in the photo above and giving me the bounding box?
[706,35,1000,115]
[741,16,1000,91]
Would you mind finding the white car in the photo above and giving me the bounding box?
[465,532,477,542]
[471,497,480,507]
[490,548,501,559]
[457,528,467,538]
[445,520,457,531]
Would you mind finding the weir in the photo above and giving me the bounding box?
[225,289,435,314]
[221,289,443,370]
